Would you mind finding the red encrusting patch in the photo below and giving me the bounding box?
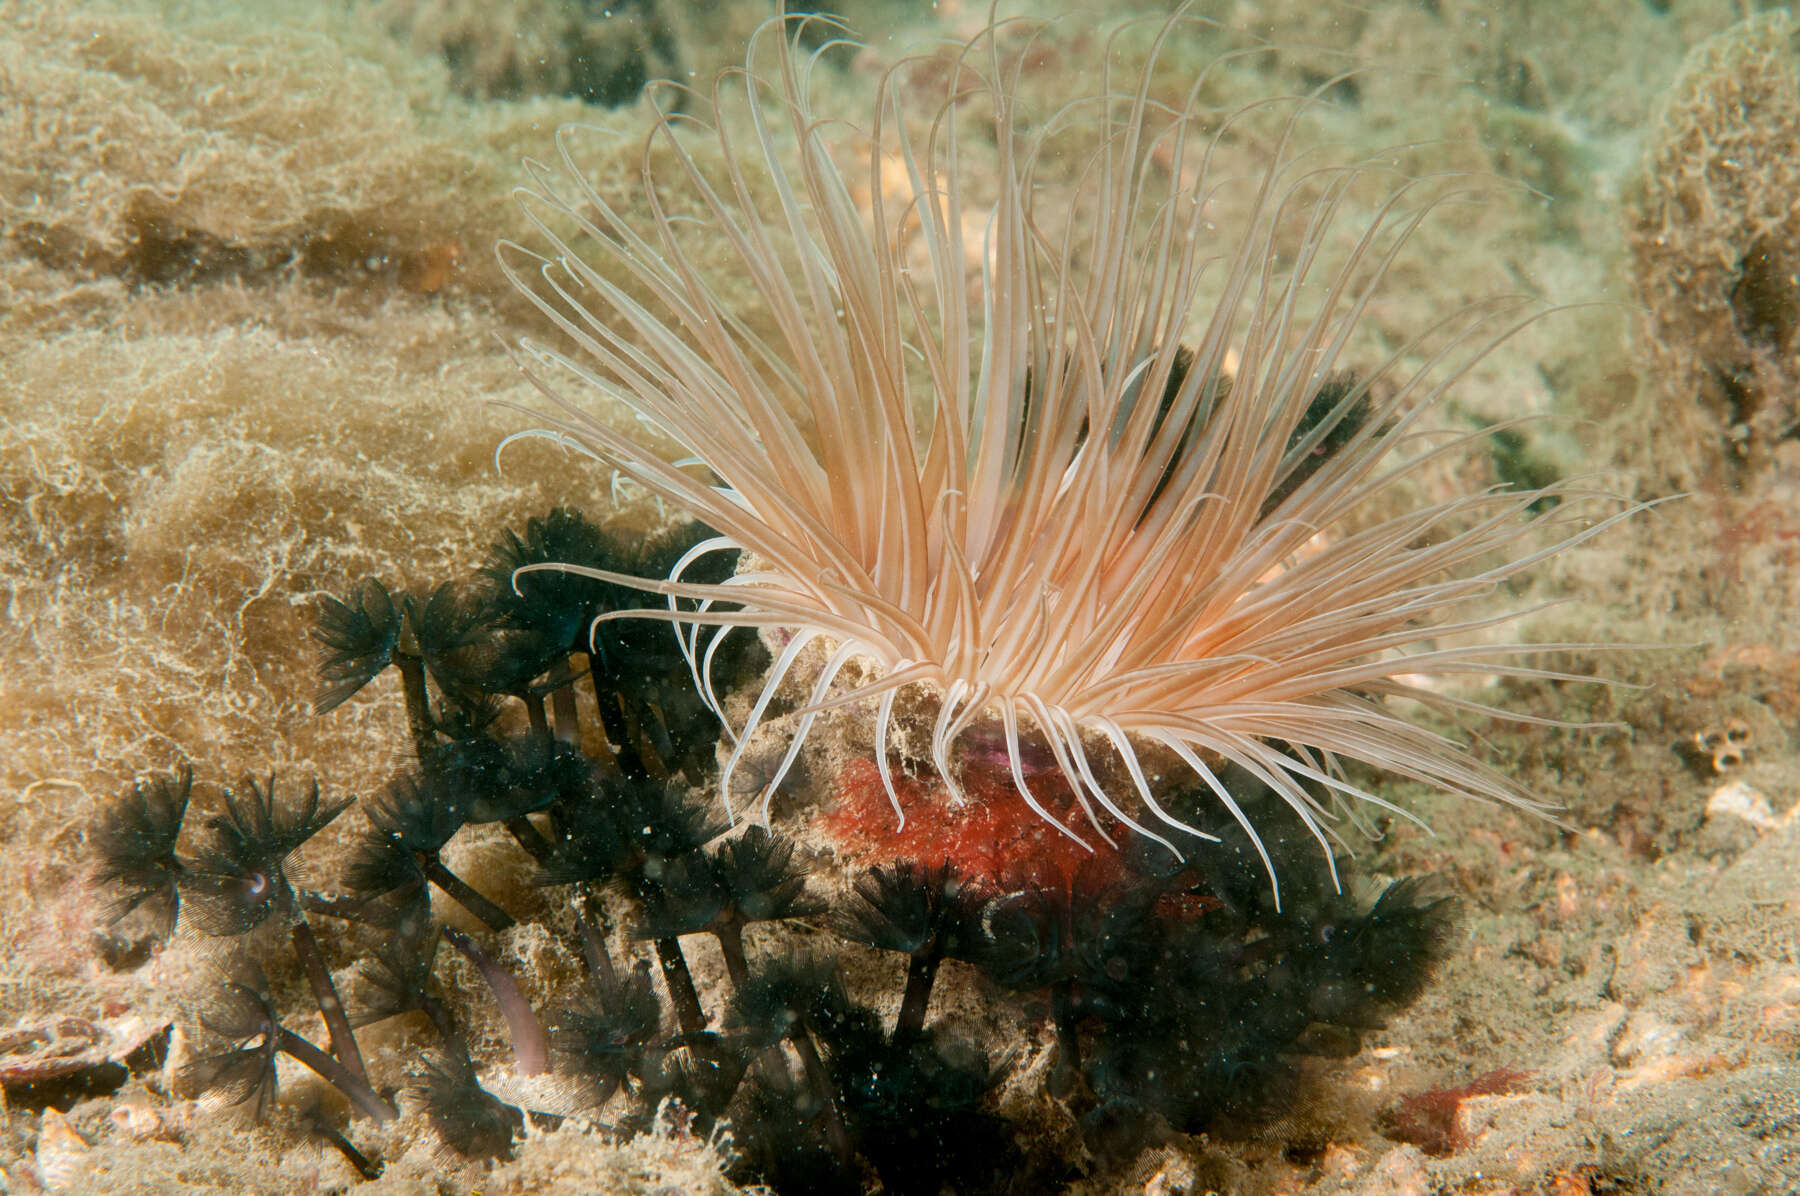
[821,755,1140,892]
[1380,1067,1534,1156]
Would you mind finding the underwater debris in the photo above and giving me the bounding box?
[0,1015,170,1112]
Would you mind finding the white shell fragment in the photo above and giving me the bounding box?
[1704,780,1787,831]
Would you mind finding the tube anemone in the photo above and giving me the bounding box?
[499,14,1629,899]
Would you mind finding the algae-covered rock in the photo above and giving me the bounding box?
[1627,11,1800,463]
[382,0,684,106]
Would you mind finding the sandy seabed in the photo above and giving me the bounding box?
[2,0,1797,1192]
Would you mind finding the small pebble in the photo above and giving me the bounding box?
[1704,781,1781,831]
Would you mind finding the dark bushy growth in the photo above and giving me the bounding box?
[550,961,665,1105]
[1078,780,1458,1130]
[89,507,1454,1192]
[185,970,395,1125]
[184,976,286,1121]
[91,765,191,929]
[181,776,351,936]
[314,580,403,714]
[410,1044,523,1161]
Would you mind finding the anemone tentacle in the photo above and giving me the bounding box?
[502,12,1625,900]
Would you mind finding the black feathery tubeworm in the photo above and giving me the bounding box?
[185,974,395,1124]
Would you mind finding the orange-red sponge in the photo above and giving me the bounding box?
[821,756,1137,893]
